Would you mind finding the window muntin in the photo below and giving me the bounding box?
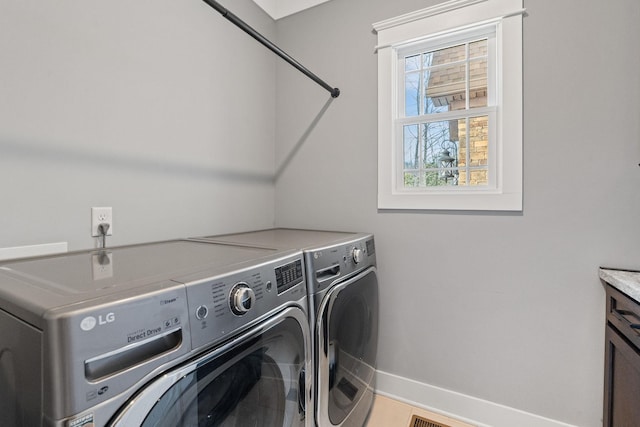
[397,29,496,191]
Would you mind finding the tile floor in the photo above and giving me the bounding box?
[365,394,475,427]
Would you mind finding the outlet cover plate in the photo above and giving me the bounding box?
[91,207,113,237]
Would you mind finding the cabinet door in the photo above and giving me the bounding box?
[604,324,640,427]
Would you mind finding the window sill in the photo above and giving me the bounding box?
[378,190,522,211]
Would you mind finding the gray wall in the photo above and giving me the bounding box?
[274,0,640,426]
[0,0,277,250]
[1,0,639,425]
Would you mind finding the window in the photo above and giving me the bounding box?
[400,29,495,189]
[374,0,524,211]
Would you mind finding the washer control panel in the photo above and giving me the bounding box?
[174,251,306,350]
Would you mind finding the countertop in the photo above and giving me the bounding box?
[600,268,640,303]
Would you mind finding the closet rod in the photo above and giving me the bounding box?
[201,0,340,98]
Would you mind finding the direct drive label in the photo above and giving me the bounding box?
[68,413,94,427]
[127,325,163,343]
[126,316,180,344]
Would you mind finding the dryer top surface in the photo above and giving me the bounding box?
[199,228,370,251]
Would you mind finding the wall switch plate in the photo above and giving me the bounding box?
[91,207,113,237]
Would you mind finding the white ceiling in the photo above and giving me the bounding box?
[252,0,333,20]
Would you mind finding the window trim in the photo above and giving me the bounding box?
[374,0,524,211]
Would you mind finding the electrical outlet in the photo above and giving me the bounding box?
[91,207,113,237]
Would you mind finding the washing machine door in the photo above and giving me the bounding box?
[317,267,379,427]
[109,306,310,427]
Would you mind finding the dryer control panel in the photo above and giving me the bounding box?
[305,235,376,293]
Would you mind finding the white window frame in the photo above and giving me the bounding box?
[374,0,524,211]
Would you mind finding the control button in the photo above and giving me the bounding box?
[352,247,364,264]
[195,305,209,320]
[266,281,273,292]
[230,283,256,315]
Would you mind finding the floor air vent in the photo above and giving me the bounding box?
[409,414,451,427]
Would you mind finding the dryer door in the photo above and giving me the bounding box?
[317,267,379,427]
[109,307,310,427]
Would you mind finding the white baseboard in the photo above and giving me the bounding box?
[375,370,578,427]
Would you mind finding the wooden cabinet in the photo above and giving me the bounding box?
[604,284,640,427]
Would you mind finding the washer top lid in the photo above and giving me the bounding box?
[198,228,370,250]
[0,240,278,296]
[0,240,286,325]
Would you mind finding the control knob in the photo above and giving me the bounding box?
[351,247,365,264]
[230,283,256,315]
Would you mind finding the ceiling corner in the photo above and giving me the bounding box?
[252,0,334,20]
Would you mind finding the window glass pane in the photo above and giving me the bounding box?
[455,119,466,167]
[468,115,488,167]
[424,43,466,66]
[469,59,488,108]
[404,172,420,187]
[422,120,459,168]
[424,170,458,187]
[469,39,488,59]
[469,168,488,186]
[423,170,442,186]
[456,119,468,186]
[403,124,420,169]
[405,54,421,72]
[424,62,466,113]
[405,72,420,116]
